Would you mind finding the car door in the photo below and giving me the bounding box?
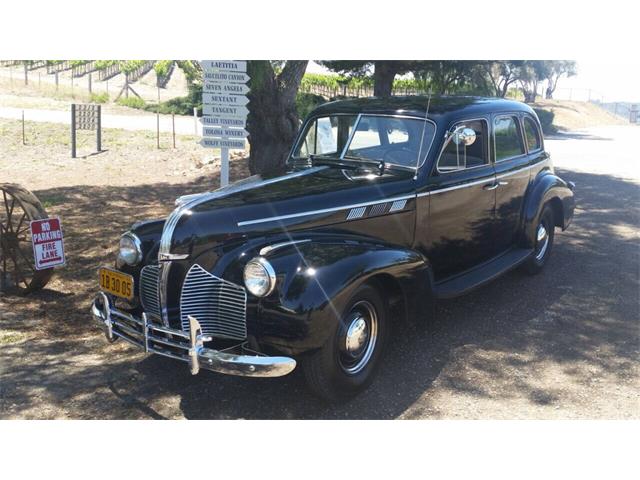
[491,113,532,255]
[418,118,497,281]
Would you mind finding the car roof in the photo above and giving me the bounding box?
[310,95,536,123]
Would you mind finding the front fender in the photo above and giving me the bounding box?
[253,239,431,354]
[522,171,575,247]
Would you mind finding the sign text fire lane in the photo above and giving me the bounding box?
[30,217,66,270]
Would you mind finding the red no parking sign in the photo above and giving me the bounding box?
[30,218,66,270]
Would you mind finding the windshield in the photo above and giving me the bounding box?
[291,114,436,169]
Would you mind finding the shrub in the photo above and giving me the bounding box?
[94,60,117,70]
[117,96,146,109]
[120,60,147,74]
[154,60,173,79]
[533,108,557,134]
[90,92,109,104]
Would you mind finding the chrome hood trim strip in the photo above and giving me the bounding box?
[237,194,415,227]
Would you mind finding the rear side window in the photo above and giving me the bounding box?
[437,119,488,172]
[523,116,541,152]
[494,116,525,162]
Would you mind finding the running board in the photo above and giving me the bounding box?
[434,248,533,299]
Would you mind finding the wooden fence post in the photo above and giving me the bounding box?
[194,107,198,135]
[71,104,77,158]
[96,105,102,152]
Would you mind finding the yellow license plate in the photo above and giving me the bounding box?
[99,267,134,300]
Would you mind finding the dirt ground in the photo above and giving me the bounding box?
[0,117,638,419]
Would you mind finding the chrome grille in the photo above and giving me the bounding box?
[180,264,247,341]
[140,265,161,319]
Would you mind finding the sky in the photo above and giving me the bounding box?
[307,60,640,104]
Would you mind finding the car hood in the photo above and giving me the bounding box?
[164,164,416,258]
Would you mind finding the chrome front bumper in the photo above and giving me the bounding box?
[90,292,296,378]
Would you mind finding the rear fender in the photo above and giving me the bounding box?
[522,171,575,247]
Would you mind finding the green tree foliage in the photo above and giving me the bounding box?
[544,61,577,99]
[318,61,422,96]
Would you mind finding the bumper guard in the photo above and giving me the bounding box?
[91,292,296,377]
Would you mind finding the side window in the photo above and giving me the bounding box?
[437,119,488,172]
[523,116,541,152]
[494,116,525,162]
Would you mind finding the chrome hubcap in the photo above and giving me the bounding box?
[535,223,549,260]
[338,300,378,375]
[345,316,368,356]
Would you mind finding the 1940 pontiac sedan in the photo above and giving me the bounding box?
[91,96,575,400]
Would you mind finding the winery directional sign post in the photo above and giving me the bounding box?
[200,60,250,187]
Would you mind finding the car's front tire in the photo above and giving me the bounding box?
[524,204,556,275]
[302,283,389,402]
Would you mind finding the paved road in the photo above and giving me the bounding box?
[1,126,638,419]
[0,105,203,136]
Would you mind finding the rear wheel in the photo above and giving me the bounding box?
[302,283,389,402]
[523,204,555,275]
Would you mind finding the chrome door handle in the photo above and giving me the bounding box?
[498,181,509,186]
[483,183,499,191]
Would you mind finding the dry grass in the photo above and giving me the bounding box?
[533,100,627,131]
[0,117,249,341]
[0,118,250,189]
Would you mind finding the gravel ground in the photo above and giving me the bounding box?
[0,124,638,419]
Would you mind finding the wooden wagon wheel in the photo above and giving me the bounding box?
[0,183,54,294]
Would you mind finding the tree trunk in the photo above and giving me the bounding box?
[373,61,398,97]
[246,60,308,175]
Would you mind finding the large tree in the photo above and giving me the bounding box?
[412,61,487,95]
[318,61,421,97]
[246,60,308,175]
[544,60,577,99]
[517,61,551,103]
[481,61,524,97]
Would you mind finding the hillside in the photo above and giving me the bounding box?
[533,100,628,133]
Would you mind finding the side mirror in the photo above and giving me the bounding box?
[452,126,477,146]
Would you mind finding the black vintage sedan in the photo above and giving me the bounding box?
[91,96,575,401]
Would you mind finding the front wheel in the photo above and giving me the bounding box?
[302,283,389,402]
[523,204,555,275]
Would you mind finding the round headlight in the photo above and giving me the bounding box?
[243,257,276,297]
[118,233,142,265]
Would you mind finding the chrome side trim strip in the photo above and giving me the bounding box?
[259,239,312,256]
[416,176,494,197]
[418,163,540,198]
[237,194,415,227]
[496,163,537,180]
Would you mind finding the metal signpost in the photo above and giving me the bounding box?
[71,104,102,158]
[200,60,250,187]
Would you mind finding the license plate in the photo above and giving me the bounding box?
[99,267,134,300]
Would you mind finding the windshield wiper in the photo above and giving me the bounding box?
[309,155,359,169]
[342,155,416,174]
